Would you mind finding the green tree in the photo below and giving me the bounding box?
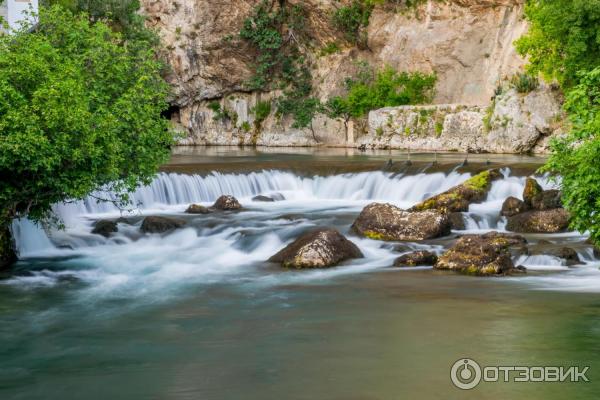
[542,68,600,242]
[0,6,174,266]
[515,0,600,87]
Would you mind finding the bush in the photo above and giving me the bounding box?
[510,72,539,93]
[542,67,600,242]
[332,1,373,46]
[252,100,272,123]
[0,6,173,230]
[327,65,436,118]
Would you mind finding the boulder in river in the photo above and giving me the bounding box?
[547,247,581,266]
[435,232,527,276]
[141,216,187,234]
[393,251,438,267]
[252,195,275,202]
[410,169,502,213]
[449,212,466,230]
[531,189,563,210]
[269,228,363,269]
[351,203,451,241]
[501,197,529,217]
[506,209,570,233]
[91,220,118,237]
[185,204,211,214]
[212,195,242,210]
[523,177,543,206]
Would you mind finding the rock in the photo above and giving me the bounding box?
[531,189,562,210]
[594,246,600,259]
[0,226,16,270]
[351,203,451,241]
[506,209,570,234]
[410,169,502,213]
[547,247,581,266]
[523,177,543,206]
[252,195,275,202]
[449,212,466,230]
[212,195,242,210]
[185,204,211,214]
[91,220,118,237]
[269,229,363,269]
[501,197,529,217]
[141,216,187,234]
[435,232,528,276]
[393,251,438,267]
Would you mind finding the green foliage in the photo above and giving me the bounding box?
[510,72,539,93]
[241,121,252,132]
[515,0,600,88]
[319,42,341,56]
[0,6,173,226]
[327,65,436,118]
[332,0,373,46]
[542,68,600,241]
[252,100,272,123]
[42,1,158,46]
[239,1,317,128]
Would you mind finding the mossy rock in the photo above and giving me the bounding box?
[269,228,363,269]
[435,232,527,276]
[506,209,570,233]
[393,250,438,267]
[91,220,118,237]
[410,169,502,213]
[352,203,451,241]
[523,177,543,206]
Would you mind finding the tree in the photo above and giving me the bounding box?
[0,6,174,266]
[542,68,600,242]
[515,0,600,88]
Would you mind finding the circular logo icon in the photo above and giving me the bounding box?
[450,358,482,390]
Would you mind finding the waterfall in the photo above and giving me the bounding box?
[13,169,535,257]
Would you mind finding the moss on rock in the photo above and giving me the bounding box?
[410,169,502,213]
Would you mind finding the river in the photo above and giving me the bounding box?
[1,147,600,399]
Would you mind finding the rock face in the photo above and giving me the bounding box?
[212,195,242,210]
[185,204,211,214]
[142,0,565,153]
[0,226,16,270]
[435,232,527,276]
[506,209,570,234]
[411,170,502,213]
[269,228,363,269]
[352,203,451,241]
[501,197,529,217]
[141,216,187,233]
[92,220,118,237]
[393,251,438,267]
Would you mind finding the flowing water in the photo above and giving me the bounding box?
[2,148,600,399]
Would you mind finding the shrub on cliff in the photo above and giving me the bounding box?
[326,65,436,118]
[0,6,173,262]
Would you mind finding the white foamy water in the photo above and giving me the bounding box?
[5,169,599,296]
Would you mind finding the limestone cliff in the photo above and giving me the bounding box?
[141,0,563,153]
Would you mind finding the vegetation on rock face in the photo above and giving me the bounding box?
[0,6,173,264]
[517,0,600,243]
[239,1,319,128]
[325,64,436,119]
